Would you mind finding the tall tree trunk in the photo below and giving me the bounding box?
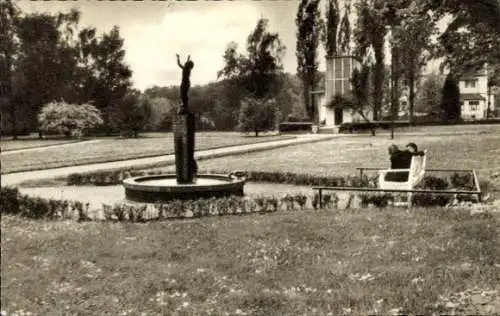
[10,105,17,140]
[408,70,415,124]
[5,46,16,139]
[303,82,311,120]
[310,91,317,123]
[390,46,400,139]
[393,47,400,118]
[373,49,384,121]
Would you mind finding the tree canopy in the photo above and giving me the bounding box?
[296,0,323,120]
[218,18,285,99]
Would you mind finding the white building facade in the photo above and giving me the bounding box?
[459,66,495,120]
[317,56,373,128]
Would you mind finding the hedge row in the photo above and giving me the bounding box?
[66,169,378,187]
[66,168,477,192]
[339,119,500,133]
[278,122,313,133]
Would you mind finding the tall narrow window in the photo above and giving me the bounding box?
[465,80,477,88]
[335,59,342,78]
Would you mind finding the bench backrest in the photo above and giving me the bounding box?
[408,150,427,186]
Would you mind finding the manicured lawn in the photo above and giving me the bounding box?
[1,139,82,152]
[157,127,500,183]
[1,133,293,174]
[2,208,498,315]
[387,123,500,135]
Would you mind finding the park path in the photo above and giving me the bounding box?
[3,128,496,187]
[2,134,335,186]
[1,139,103,155]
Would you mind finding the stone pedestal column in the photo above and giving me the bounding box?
[173,112,195,184]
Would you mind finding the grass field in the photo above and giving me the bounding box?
[380,123,500,135]
[1,133,293,174]
[1,139,82,152]
[2,207,499,315]
[155,128,500,183]
[2,125,500,315]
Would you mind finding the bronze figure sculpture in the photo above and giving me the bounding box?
[176,54,194,114]
[174,54,197,183]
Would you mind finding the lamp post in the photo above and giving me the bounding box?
[487,85,492,119]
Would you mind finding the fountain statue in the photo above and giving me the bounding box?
[121,53,245,202]
[174,54,197,183]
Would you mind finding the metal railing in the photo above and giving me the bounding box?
[312,167,482,209]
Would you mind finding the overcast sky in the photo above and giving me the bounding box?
[18,1,444,91]
[19,0,322,91]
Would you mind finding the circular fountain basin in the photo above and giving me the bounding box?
[123,174,246,202]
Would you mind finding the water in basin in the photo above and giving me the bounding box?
[139,177,231,186]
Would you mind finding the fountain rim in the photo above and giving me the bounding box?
[122,173,246,193]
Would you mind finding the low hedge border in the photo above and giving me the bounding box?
[2,180,494,224]
[65,168,479,191]
[339,119,500,133]
[3,170,492,222]
[0,186,346,222]
[61,169,490,208]
[2,184,490,223]
[1,186,92,221]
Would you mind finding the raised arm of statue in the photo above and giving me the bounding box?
[176,54,184,69]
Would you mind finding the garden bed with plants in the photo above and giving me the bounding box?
[7,167,493,223]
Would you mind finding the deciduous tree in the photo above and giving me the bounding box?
[218,18,285,99]
[393,2,437,123]
[237,97,279,137]
[353,0,387,121]
[0,0,21,138]
[111,90,151,138]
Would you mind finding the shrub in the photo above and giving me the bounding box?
[413,175,452,206]
[67,173,83,186]
[450,172,474,190]
[38,101,103,138]
[0,187,20,215]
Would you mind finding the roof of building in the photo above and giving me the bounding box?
[460,93,486,101]
[460,67,488,79]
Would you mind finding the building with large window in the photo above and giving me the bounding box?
[316,55,373,129]
[459,66,495,120]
